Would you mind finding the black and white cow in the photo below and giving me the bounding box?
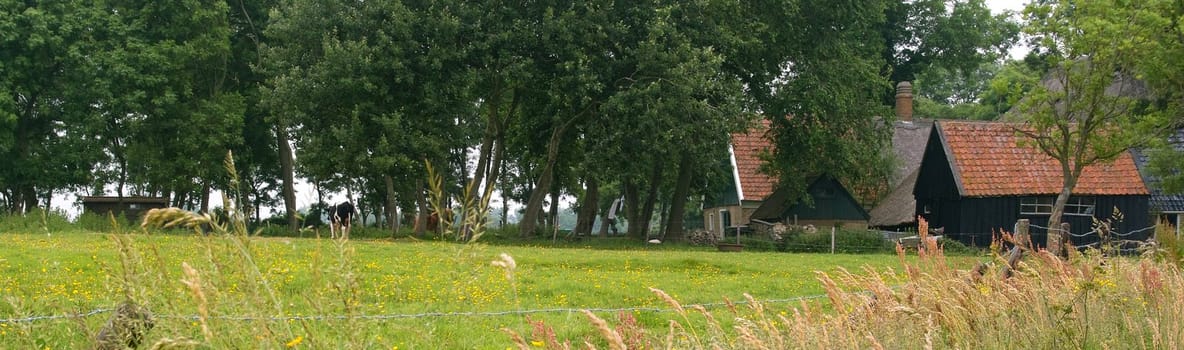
[328,201,356,239]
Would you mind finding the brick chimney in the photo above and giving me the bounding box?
[895,81,913,122]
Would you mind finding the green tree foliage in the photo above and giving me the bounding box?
[735,1,894,207]
[0,1,110,212]
[1135,1,1184,194]
[881,0,1020,84]
[914,58,1041,120]
[1017,0,1177,250]
[263,0,475,229]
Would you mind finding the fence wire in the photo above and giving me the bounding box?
[0,292,844,324]
[1029,224,1157,239]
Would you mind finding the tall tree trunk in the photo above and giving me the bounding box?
[623,182,641,238]
[548,185,561,234]
[597,203,612,237]
[172,188,186,209]
[500,168,509,229]
[384,175,397,236]
[472,121,495,202]
[657,200,668,240]
[414,179,427,237]
[575,177,599,235]
[519,120,578,236]
[25,187,35,214]
[200,181,211,214]
[1046,167,1080,257]
[664,152,695,242]
[635,162,664,239]
[276,126,298,231]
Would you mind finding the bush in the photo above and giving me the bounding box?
[0,208,75,233]
[75,211,137,233]
[937,236,980,255]
[777,228,891,254]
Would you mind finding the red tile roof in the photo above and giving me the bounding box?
[939,121,1148,197]
[731,119,777,200]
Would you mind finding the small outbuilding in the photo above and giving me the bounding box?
[703,120,870,236]
[81,196,169,221]
[749,174,870,229]
[914,121,1151,247]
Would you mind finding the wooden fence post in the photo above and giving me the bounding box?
[1060,222,1072,257]
[94,301,154,350]
[1016,219,1030,248]
[1001,219,1030,279]
[830,226,836,254]
[1051,221,1070,256]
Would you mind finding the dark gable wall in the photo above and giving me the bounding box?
[785,176,869,221]
[915,126,963,233]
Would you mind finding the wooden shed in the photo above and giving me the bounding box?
[749,174,869,229]
[81,196,169,221]
[914,121,1151,247]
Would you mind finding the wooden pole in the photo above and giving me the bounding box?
[1060,222,1072,256]
[830,226,836,254]
[1016,219,1030,248]
[1048,221,1063,257]
[1001,219,1029,279]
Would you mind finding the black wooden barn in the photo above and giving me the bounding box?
[914,121,1151,247]
[81,196,169,221]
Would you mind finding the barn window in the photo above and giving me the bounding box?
[1020,197,1053,215]
[1064,198,1096,216]
[1020,197,1095,216]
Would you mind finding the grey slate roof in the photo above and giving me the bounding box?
[868,120,933,227]
[1132,130,1184,213]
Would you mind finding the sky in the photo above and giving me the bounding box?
[48,1,1034,220]
[986,0,1032,59]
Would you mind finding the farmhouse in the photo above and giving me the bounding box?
[914,120,1151,247]
[81,196,169,221]
[703,120,868,237]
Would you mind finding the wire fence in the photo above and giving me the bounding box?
[1028,224,1158,254]
[0,292,847,325]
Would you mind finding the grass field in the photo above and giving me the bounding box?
[0,224,924,349]
[11,208,1181,349]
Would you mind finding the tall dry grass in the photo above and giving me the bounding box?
[519,219,1184,349]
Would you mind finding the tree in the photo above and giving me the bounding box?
[1018,0,1174,252]
[1135,1,1184,194]
[881,0,1020,84]
[733,1,895,207]
[913,58,1042,121]
[0,1,110,213]
[264,0,474,232]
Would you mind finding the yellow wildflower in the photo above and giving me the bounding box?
[285,335,304,348]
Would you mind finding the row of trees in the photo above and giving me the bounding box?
[7,0,1177,241]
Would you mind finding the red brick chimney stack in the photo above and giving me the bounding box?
[895,81,913,122]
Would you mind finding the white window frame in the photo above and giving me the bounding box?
[1020,197,1053,215]
[707,213,715,234]
[1020,197,1095,216]
[1064,197,1096,216]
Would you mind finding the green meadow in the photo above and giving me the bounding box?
[0,226,913,349]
